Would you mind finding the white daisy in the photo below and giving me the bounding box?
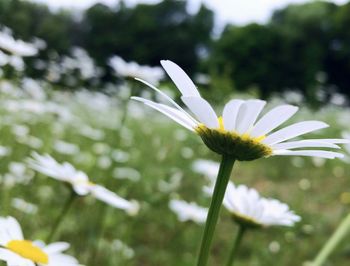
[205,182,301,228]
[132,60,348,161]
[0,28,38,57]
[27,153,140,216]
[0,216,80,266]
[169,199,208,224]
[192,159,220,182]
[109,55,164,85]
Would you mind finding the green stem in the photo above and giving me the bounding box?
[46,190,76,243]
[311,212,350,266]
[226,225,246,266]
[196,155,235,266]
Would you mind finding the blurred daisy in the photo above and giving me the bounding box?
[27,153,139,215]
[132,60,348,161]
[341,131,350,163]
[169,199,208,224]
[0,28,38,57]
[192,159,220,182]
[109,55,164,85]
[206,182,300,228]
[0,216,80,266]
[11,198,38,215]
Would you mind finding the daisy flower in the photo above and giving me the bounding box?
[0,28,38,57]
[169,199,208,224]
[0,216,80,266]
[27,153,139,216]
[109,55,164,85]
[132,60,348,161]
[205,182,301,228]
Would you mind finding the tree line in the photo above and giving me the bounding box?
[1,0,350,102]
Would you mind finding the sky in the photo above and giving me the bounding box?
[30,0,349,26]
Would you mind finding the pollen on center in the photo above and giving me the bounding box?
[218,116,225,131]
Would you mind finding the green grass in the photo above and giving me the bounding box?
[0,81,350,266]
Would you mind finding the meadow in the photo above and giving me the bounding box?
[1,74,350,265]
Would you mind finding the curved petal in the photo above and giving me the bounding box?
[250,105,298,137]
[306,138,350,144]
[72,183,90,196]
[7,217,24,240]
[181,96,219,129]
[273,149,344,159]
[91,185,140,215]
[134,78,198,124]
[0,247,22,263]
[43,242,70,254]
[272,140,340,150]
[235,100,266,134]
[222,99,244,131]
[46,253,79,266]
[131,97,197,131]
[263,121,329,145]
[160,60,200,97]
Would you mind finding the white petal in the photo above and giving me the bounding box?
[263,121,329,145]
[134,78,199,124]
[160,60,200,97]
[250,105,298,137]
[0,248,20,262]
[181,96,219,128]
[222,99,244,131]
[306,138,350,144]
[273,149,344,159]
[155,103,198,128]
[72,184,90,196]
[46,254,79,266]
[7,217,24,240]
[43,242,70,254]
[131,97,197,131]
[90,185,140,215]
[235,100,266,134]
[272,140,340,150]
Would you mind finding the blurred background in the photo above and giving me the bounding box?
[1,0,350,265]
[1,0,350,105]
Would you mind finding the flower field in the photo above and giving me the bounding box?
[0,19,350,265]
[0,73,350,265]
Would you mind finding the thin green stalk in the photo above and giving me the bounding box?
[226,225,246,266]
[311,212,350,266]
[47,190,76,243]
[196,155,235,266]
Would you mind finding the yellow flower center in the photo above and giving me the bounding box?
[6,240,49,264]
[218,116,225,132]
[195,117,272,161]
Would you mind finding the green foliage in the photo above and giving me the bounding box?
[212,23,285,99]
[1,0,350,103]
[1,81,350,265]
[0,0,75,54]
[211,1,350,102]
[82,0,214,73]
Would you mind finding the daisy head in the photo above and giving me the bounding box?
[132,60,348,161]
[27,153,140,215]
[0,216,80,266]
[169,199,208,224]
[217,182,301,228]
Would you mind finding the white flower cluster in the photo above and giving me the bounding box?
[109,55,164,85]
